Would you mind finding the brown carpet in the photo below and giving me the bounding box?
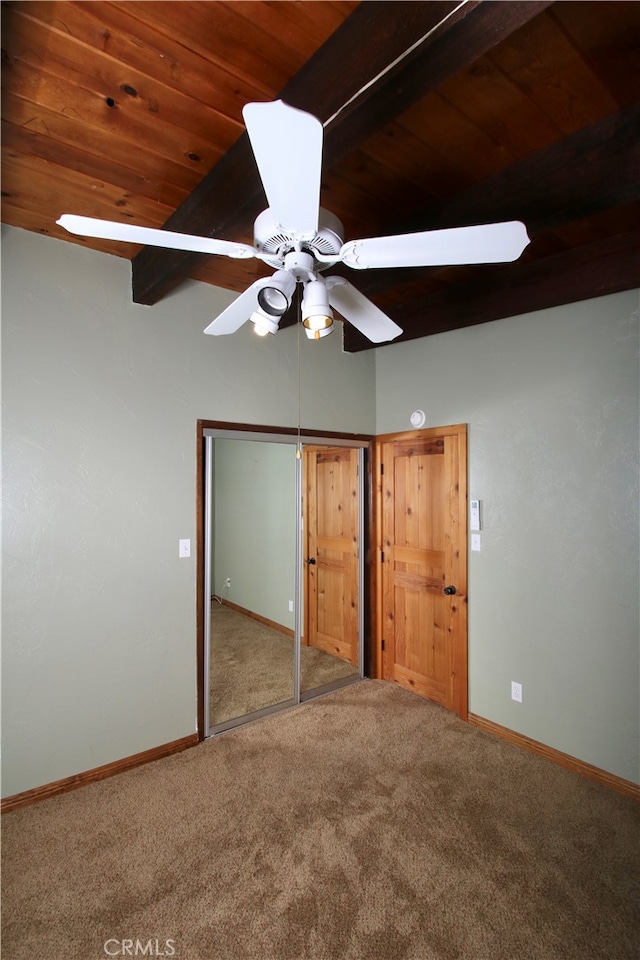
[211,602,356,725]
[2,680,639,960]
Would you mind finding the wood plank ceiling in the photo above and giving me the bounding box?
[2,1,639,351]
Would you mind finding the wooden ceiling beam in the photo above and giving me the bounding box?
[343,227,640,351]
[322,0,553,168]
[131,0,551,306]
[351,102,640,298]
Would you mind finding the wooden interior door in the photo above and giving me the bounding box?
[304,446,359,666]
[378,425,467,718]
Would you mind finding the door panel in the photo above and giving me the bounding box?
[304,446,359,667]
[379,425,467,718]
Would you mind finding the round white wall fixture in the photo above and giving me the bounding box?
[410,409,426,428]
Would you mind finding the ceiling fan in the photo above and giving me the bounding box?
[57,100,530,344]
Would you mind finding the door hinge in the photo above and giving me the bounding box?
[380,462,385,475]
[381,550,385,563]
[381,639,386,652]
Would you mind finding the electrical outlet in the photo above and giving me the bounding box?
[511,681,523,703]
[225,578,231,588]
[288,600,294,612]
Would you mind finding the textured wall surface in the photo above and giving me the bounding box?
[1,226,375,797]
[376,290,640,784]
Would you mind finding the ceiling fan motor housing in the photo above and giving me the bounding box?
[253,207,344,269]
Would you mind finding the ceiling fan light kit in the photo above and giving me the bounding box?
[256,268,296,318]
[304,323,334,341]
[302,280,335,339]
[56,99,531,346]
[250,307,280,337]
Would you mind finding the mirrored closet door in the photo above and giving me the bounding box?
[203,427,365,736]
[206,435,297,731]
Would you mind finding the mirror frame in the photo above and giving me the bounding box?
[196,420,375,740]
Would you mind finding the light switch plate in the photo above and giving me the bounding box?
[471,533,481,552]
[179,538,191,558]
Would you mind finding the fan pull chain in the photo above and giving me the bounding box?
[296,308,302,459]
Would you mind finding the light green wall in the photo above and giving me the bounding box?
[1,226,375,797]
[2,224,638,794]
[376,290,640,784]
[213,438,296,629]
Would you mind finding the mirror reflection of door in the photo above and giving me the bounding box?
[301,445,361,694]
[209,438,296,728]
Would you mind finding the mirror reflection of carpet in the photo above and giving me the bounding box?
[210,603,355,725]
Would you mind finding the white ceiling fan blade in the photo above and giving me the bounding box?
[57,215,257,259]
[203,279,272,336]
[339,221,530,269]
[242,100,322,239]
[326,277,402,344]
